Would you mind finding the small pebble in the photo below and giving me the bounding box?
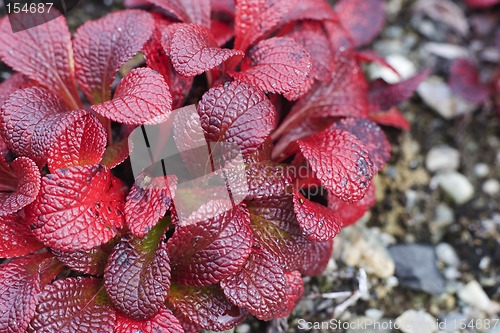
[458,280,500,313]
[435,171,475,204]
[365,308,384,320]
[443,266,461,280]
[474,163,490,178]
[479,256,491,271]
[235,324,250,333]
[435,243,460,267]
[425,145,460,172]
[482,179,500,195]
[396,310,438,333]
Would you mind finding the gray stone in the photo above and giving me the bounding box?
[435,171,475,204]
[396,310,438,333]
[425,145,460,172]
[435,243,460,267]
[389,244,445,295]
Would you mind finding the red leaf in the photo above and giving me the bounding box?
[30,277,116,333]
[356,50,399,76]
[104,220,170,320]
[29,164,126,252]
[334,0,385,47]
[197,81,276,155]
[168,283,246,331]
[333,118,391,173]
[0,87,72,164]
[369,106,410,131]
[100,138,130,169]
[297,128,374,203]
[328,183,375,227]
[281,0,337,24]
[73,10,154,104]
[148,0,211,27]
[47,111,107,172]
[170,24,244,77]
[211,20,235,47]
[449,58,490,104]
[0,253,61,333]
[296,238,333,276]
[0,156,41,216]
[369,70,430,112]
[0,73,36,108]
[287,21,335,82]
[221,251,286,321]
[51,246,110,276]
[274,51,369,139]
[0,13,80,109]
[91,67,172,125]
[234,0,297,51]
[465,0,500,8]
[245,162,295,201]
[293,190,343,241]
[0,214,43,258]
[231,37,312,100]
[276,271,304,318]
[114,307,184,333]
[125,173,176,238]
[167,205,253,286]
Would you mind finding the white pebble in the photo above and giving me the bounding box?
[435,171,475,204]
[474,163,490,178]
[396,310,438,333]
[425,145,460,172]
[482,179,500,195]
[458,280,500,313]
[436,243,460,267]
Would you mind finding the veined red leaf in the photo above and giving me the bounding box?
[234,0,297,51]
[297,128,374,203]
[0,87,71,164]
[0,13,80,109]
[333,118,391,173]
[73,10,154,104]
[221,251,286,321]
[281,0,337,24]
[47,111,107,172]
[125,173,176,238]
[276,271,304,318]
[30,277,116,333]
[0,214,43,258]
[328,183,375,227]
[296,237,333,276]
[449,58,490,104]
[100,138,130,169]
[197,81,276,155]
[0,253,62,333]
[245,161,295,201]
[0,156,41,216]
[369,106,410,131]
[212,0,235,15]
[148,0,211,27]
[168,283,246,331]
[91,67,172,125]
[167,205,253,286]
[356,50,399,75]
[0,73,36,108]
[29,164,126,252]
[369,70,430,112]
[171,309,202,333]
[231,37,312,100]
[104,219,170,320]
[248,196,298,234]
[170,24,244,77]
[287,21,335,82]
[114,307,184,333]
[334,0,385,47]
[273,50,368,139]
[293,190,343,241]
[211,20,235,47]
[51,246,111,276]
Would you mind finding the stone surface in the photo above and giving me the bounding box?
[435,243,460,267]
[482,179,500,195]
[425,145,460,172]
[395,310,438,333]
[457,280,500,314]
[435,171,475,204]
[389,244,445,295]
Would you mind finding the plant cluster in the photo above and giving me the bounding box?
[0,0,426,332]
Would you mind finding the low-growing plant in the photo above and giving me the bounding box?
[0,0,427,332]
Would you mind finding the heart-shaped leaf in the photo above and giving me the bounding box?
[105,219,170,320]
[170,24,244,77]
[0,13,79,108]
[167,205,253,286]
[230,37,312,100]
[197,81,276,155]
[297,128,374,203]
[30,277,116,333]
[29,164,126,252]
[73,10,155,104]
